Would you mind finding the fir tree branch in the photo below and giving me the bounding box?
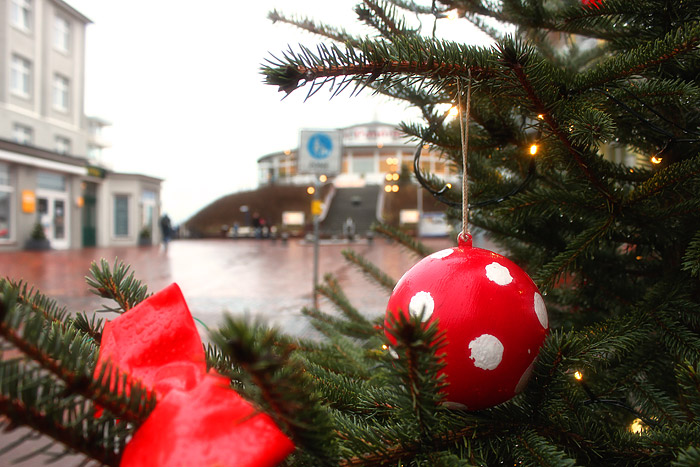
[317,274,374,329]
[682,230,700,278]
[625,155,700,206]
[579,22,700,92]
[85,258,150,313]
[262,36,493,96]
[267,10,357,45]
[71,311,105,342]
[513,429,578,466]
[496,38,616,202]
[673,446,700,467]
[371,222,435,257]
[301,305,376,341]
[1,283,155,429]
[0,279,103,342]
[341,249,397,292]
[211,316,339,464]
[357,0,414,38]
[1,279,69,327]
[534,215,615,290]
[384,311,447,442]
[0,396,121,466]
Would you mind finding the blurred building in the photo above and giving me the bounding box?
[257,122,458,238]
[0,0,162,250]
[257,122,457,187]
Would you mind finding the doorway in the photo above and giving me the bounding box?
[37,191,69,249]
[82,182,97,247]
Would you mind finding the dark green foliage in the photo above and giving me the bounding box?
[209,316,339,465]
[0,278,155,466]
[259,0,700,464]
[4,0,700,465]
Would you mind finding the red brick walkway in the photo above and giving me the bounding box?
[1,237,454,331]
[0,236,456,466]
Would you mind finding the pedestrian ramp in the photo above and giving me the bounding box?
[320,186,380,238]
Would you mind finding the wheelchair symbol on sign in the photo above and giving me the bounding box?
[307,134,333,160]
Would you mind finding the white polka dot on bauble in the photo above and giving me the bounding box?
[409,291,434,321]
[485,262,513,286]
[429,249,454,260]
[468,334,504,370]
[534,293,548,329]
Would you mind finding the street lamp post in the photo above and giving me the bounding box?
[312,180,321,309]
[309,175,327,309]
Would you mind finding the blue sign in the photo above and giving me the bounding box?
[299,129,342,175]
[307,134,333,160]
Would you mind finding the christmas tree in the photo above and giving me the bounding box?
[2,0,700,465]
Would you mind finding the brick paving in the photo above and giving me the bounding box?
[0,236,456,466]
[1,236,455,335]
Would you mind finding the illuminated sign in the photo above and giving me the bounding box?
[21,190,36,213]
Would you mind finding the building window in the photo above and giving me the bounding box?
[37,171,66,191]
[352,155,376,175]
[12,124,33,145]
[53,74,70,111]
[10,55,32,97]
[87,144,102,161]
[114,195,129,237]
[10,0,32,31]
[0,163,12,240]
[55,136,71,155]
[89,121,102,137]
[54,15,70,52]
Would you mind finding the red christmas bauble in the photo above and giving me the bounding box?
[582,0,602,9]
[385,234,548,410]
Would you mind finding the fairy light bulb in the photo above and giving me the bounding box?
[307,186,315,195]
[574,371,583,381]
[448,106,459,118]
[529,144,539,156]
[651,156,663,164]
[629,418,646,434]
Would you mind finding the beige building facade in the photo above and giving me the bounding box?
[0,0,163,250]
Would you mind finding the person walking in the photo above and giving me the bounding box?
[160,214,173,252]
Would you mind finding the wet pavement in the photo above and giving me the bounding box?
[0,236,456,466]
[1,236,455,337]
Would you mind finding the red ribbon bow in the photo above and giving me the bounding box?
[95,283,295,467]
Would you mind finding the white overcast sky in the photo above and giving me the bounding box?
[64,1,494,223]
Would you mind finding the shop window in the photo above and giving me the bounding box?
[37,171,66,191]
[114,195,129,237]
[0,164,12,240]
[141,190,156,232]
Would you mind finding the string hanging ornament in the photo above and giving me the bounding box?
[385,73,549,410]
